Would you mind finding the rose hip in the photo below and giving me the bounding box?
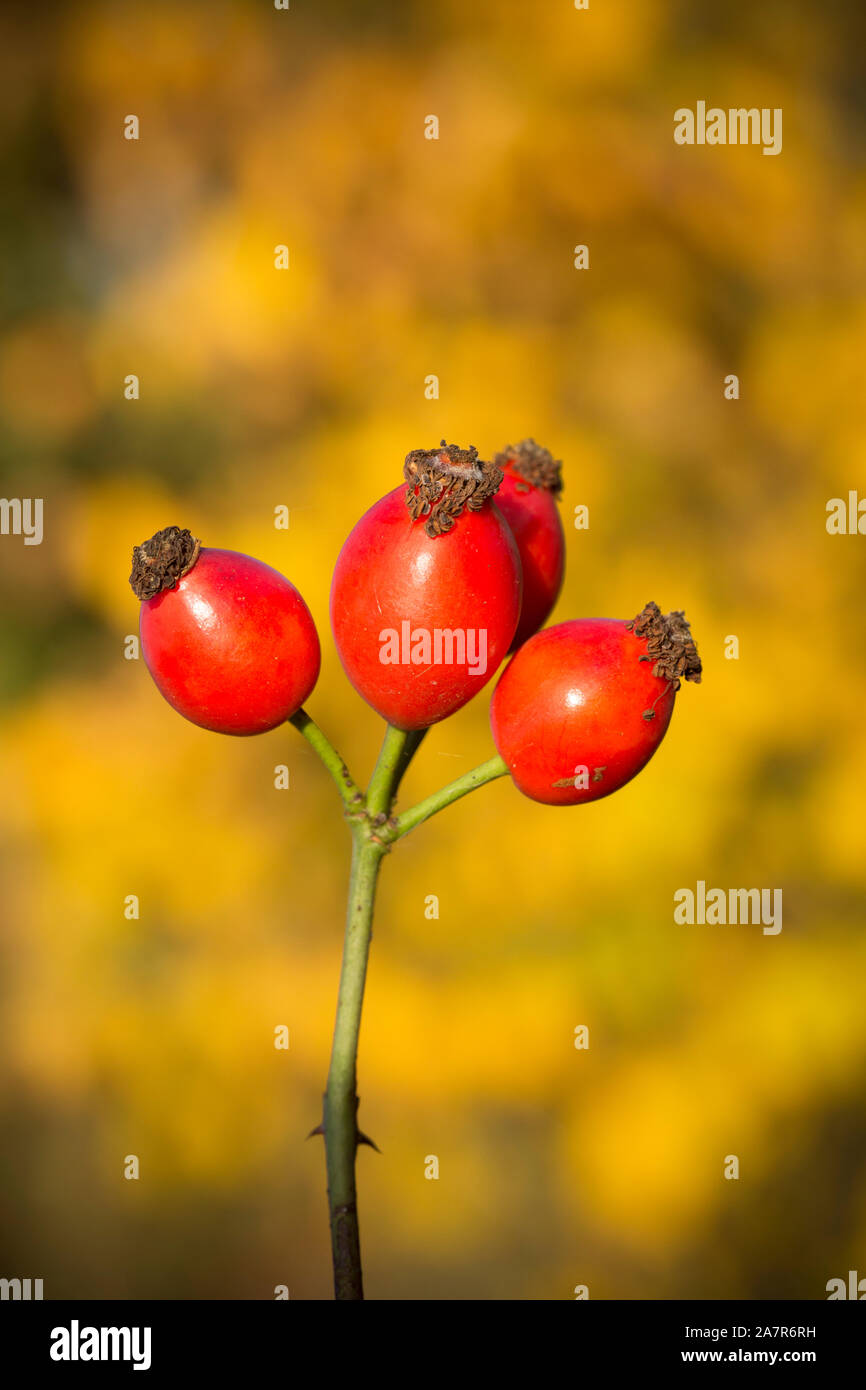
[490,603,701,804]
[493,440,565,649]
[330,443,521,730]
[131,526,320,735]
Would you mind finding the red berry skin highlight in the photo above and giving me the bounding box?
[331,473,521,731]
[490,610,700,805]
[139,548,320,735]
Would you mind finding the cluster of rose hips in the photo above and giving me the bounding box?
[131,444,700,1301]
[130,441,701,803]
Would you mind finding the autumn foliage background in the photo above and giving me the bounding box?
[1,0,865,1299]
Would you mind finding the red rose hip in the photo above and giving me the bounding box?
[131,527,320,735]
[493,440,565,649]
[330,443,521,730]
[490,603,701,805]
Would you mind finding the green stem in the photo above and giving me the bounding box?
[296,717,507,1300]
[324,831,384,1300]
[393,753,508,840]
[366,724,412,818]
[289,708,362,812]
[322,722,425,1300]
[391,728,428,799]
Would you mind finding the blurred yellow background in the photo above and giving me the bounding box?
[1,0,865,1299]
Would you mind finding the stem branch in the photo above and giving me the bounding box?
[393,753,508,840]
[289,708,362,811]
[391,728,428,800]
[366,724,412,818]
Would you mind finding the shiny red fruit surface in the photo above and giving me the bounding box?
[490,618,676,805]
[140,548,320,735]
[495,462,565,649]
[330,485,521,730]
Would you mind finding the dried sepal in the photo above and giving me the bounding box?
[130,526,201,601]
[627,601,702,690]
[403,441,503,538]
[493,439,563,497]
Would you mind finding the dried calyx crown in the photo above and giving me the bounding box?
[494,439,563,497]
[628,601,702,689]
[404,441,503,538]
[129,526,201,601]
